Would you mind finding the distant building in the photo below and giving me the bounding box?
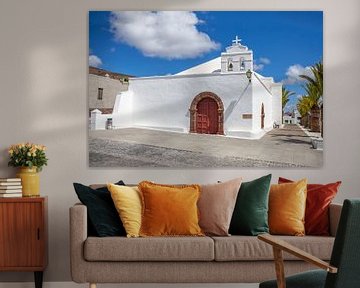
[88,67,132,115]
[283,110,301,124]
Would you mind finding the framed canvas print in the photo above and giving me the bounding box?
[88,11,323,168]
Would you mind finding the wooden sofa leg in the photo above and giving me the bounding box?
[89,283,96,288]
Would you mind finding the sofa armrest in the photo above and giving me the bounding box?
[329,203,342,237]
[258,234,337,273]
[69,203,88,283]
[258,233,337,288]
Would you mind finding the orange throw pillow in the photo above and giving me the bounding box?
[138,181,204,237]
[269,179,307,236]
[278,177,341,236]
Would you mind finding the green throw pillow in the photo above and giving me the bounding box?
[229,174,272,236]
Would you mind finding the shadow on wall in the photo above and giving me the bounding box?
[0,2,89,282]
[224,82,250,122]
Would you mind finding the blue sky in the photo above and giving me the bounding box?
[89,11,323,112]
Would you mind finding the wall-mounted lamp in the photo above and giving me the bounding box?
[246,69,252,83]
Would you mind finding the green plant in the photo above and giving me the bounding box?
[282,87,295,123]
[8,143,48,172]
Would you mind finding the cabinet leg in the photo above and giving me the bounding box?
[34,271,43,288]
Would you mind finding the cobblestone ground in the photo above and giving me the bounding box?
[89,138,304,168]
[89,124,322,167]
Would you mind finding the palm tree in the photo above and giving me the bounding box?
[297,96,312,127]
[299,60,323,133]
[282,87,295,124]
[300,61,323,97]
[303,82,320,106]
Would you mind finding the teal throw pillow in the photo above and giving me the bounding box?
[229,174,272,236]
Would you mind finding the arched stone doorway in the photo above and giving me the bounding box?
[189,92,224,135]
[261,103,265,129]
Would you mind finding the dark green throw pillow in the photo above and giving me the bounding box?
[73,181,126,237]
[229,174,272,236]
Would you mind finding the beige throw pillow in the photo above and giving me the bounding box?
[198,178,242,236]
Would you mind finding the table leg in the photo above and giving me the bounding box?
[34,271,43,288]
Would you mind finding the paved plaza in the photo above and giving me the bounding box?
[89,124,323,168]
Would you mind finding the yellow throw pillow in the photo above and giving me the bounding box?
[269,179,307,236]
[138,181,204,237]
[107,183,142,238]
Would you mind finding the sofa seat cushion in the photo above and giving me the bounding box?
[212,236,334,261]
[84,236,214,261]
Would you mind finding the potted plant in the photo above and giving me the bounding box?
[8,143,48,197]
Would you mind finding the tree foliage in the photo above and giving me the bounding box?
[297,60,323,117]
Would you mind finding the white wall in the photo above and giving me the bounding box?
[0,0,360,283]
[115,73,253,134]
[271,83,283,126]
[251,75,274,132]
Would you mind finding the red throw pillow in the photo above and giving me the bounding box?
[278,177,341,236]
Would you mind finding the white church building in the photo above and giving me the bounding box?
[92,37,282,139]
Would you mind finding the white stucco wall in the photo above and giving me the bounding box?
[112,90,134,128]
[221,51,253,73]
[252,74,274,136]
[271,83,283,125]
[113,73,254,135]
[176,57,221,75]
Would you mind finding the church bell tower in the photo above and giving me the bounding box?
[221,36,253,73]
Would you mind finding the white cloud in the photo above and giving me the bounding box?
[254,63,265,71]
[285,103,294,111]
[89,55,102,67]
[259,57,271,65]
[282,64,313,85]
[109,11,220,59]
[253,57,271,71]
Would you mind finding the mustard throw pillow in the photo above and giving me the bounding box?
[269,179,307,236]
[138,181,204,237]
[107,183,142,238]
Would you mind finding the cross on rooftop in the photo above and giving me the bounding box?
[232,36,242,45]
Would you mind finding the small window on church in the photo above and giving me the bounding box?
[98,88,103,100]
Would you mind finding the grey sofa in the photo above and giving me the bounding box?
[70,203,342,288]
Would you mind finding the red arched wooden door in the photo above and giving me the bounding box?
[261,103,265,129]
[196,97,219,134]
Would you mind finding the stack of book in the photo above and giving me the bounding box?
[0,178,22,197]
